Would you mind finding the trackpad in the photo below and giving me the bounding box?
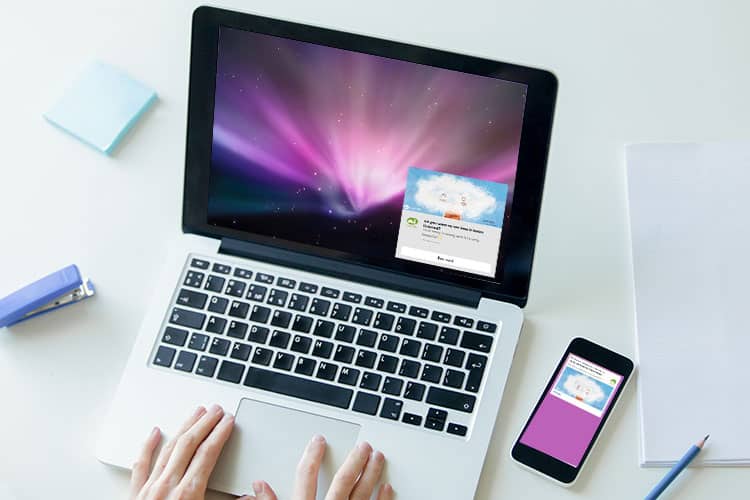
[209,398,361,499]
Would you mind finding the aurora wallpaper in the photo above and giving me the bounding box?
[208,26,527,269]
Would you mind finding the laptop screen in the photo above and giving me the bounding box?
[207,26,528,281]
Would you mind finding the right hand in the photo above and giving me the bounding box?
[241,435,394,500]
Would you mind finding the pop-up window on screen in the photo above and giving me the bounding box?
[395,167,508,277]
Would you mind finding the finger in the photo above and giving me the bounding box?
[293,435,326,500]
[350,450,385,500]
[182,412,235,490]
[325,442,372,500]
[147,405,206,484]
[376,483,394,500]
[252,480,279,500]
[161,404,225,482]
[129,427,161,497]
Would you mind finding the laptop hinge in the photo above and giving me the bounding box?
[218,238,482,308]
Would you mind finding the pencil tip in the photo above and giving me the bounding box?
[704,434,710,442]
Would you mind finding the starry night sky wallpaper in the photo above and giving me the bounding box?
[208,26,528,270]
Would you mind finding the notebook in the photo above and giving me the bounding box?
[626,142,750,467]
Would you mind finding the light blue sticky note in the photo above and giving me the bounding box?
[44,61,157,155]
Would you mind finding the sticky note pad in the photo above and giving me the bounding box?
[44,62,157,155]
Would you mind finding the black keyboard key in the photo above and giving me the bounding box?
[176,289,208,309]
[174,350,197,372]
[335,325,356,343]
[316,361,338,381]
[453,316,474,328]
[267,289,289,307]
[465,353,487,393]
[273,352,295,371]
[212,263,231,275]
[231,342,252,361]
[386,301,407,313]
[313,319,334,338]
[207,296,229,314]
[447,423,468,436]
[444,369,465,389]
[277,277,296,289]
[250,305,271,323]
[438,326,460,345]
[247,284,268,302]
[196,355,219,377]
[352,392,381,415]
[395,317,416,336]
[399,338,421,358]
[377,333,399,353]
[377,354,399,374]
[379,398,403,420]
[331,303,352,321]
[205,275,225,293]
[356,349,377,369]
[365,297,384,308]
[399,359,421,379]
[299,282,318,293]
[402,413,422,426]
[477,321,497,333]
[252,347,273,366]
[409,306,428,318]
[382,377,404,396]
[229,301,250,319]
[248,325,270,344]
[191,258,209,269]
[209,337,231,356]
[427,387,476,413]
[422,344,444,363]
[333,345,356,364]
[425,418,445,431]
[244,367,354,409]
[291,335,312,354]
[352,308,373,326]
[162,327,188,347]
[271,310,292,329]
[153,346,176,367]
[256,273,274,284]
[421,364,443,383]
[312,340,334,359]
[321,287,339,299]
[227,321,248,339]
[188,333,209,351]
[288,293,309,311]
[225,280,246,298]
[234,267,253,279]
[269,330,291,349]
[342,292,362,303]
[183,271,205,288]
[460,331,493,353]
[373,312,395,331]
[338,367,360,386]
[417,322,438,340]
[295,357,316,376]
[206,316,227,335]
[444,348,466,368]
[431,311,451,323]
[360,372,382,391]
[217,360,245,383]
[292,315,314,333]
[404,382,426,401]
[309,298,330,316]
[170,308,206,330]
[356,329,378,347]
[427,408,448,422]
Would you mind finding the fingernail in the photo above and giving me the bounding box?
[358,441,372,453]
[373,450,384,462]
[194,406,206,417]
[208,404,222,414]
[150,426,160,438]
[311,434,325,444]
[385,483,393,493]
[253,480,265,495]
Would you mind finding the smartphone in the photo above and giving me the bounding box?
[511,337,634,486]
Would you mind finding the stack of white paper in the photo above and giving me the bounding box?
[626,142,750,467]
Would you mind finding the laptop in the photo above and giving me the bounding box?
[97,6,556,499]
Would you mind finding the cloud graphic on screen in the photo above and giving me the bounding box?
[562,374,605,404]
[413,174,497,219]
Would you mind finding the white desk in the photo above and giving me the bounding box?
[1,1,748,498]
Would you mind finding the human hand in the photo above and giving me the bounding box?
[243,436,394,500]
[129,405,235,500]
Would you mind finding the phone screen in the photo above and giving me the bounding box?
[518,353,624,467]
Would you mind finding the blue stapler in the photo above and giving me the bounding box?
[0,265,95,328]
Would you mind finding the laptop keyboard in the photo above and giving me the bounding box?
[151,256,499,438]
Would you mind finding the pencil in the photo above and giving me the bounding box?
[644,435,709,500]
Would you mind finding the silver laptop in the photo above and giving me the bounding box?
[97,7,557,499]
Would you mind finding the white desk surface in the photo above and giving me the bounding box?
[1,1,748,498]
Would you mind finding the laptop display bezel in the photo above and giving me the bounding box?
[183,6,557,307]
